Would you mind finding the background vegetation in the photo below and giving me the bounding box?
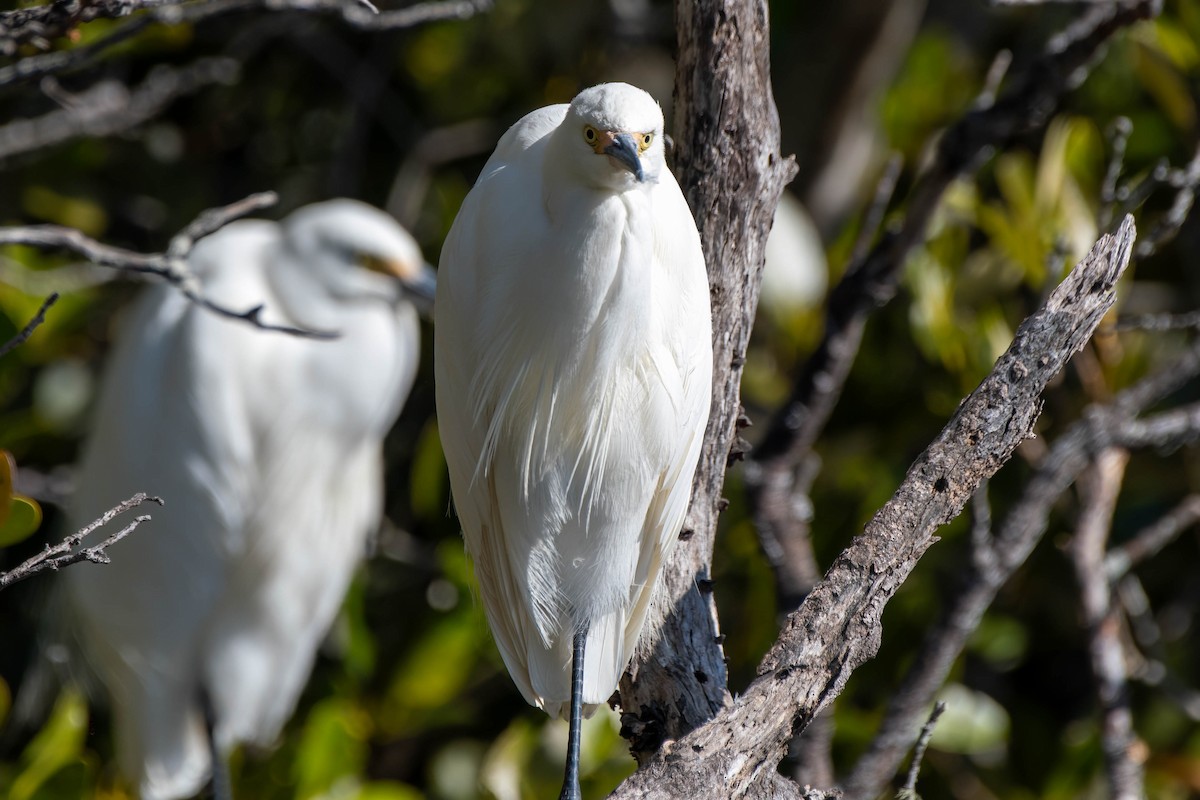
[2,0,1200,798]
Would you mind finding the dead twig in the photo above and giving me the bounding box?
[0,58,239,162]
[1071,448,1143,800]
[901,701,946,796]
[0,493,162,589]
[1106,494,1200,579]
[0,0,493,88]
[0,191,335,338]
[0,292,58,358]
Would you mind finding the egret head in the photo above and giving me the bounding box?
[279,199,435,310]
[561,82,665,191]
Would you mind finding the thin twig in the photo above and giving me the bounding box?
[0,58,239,162]
[1106,494,1200,579]
[1099,117,1133,230]
[0,292,58,358]
[1112,309,1200,332]
[901,702,946,795]
[0,192,335,338]
[0,493,162,589]
[0,0,493,89]
[1071,448,1144,800]
[847,154,904,268]
[974,49,1013,110]
[1135,144,1200,259]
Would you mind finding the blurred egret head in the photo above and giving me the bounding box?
[276,199,435,311]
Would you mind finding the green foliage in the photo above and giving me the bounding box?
[3,2,1200,799]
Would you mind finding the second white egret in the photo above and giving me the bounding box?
[63,199,433,800]
[434,83,712,799]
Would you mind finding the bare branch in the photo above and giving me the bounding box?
[1135,144,1200,259]
[744,0,1159,639]
[0,0,493,88]
[1071,448,1144,800]
[0,493,161,589]
[1106,495,1200,579]
[0,58,239,162]
[0,192,336,338]
[901,702,946,796]
[1112,309,1200,332]
[0,292,58,358]
[842,336,1200,800]
[1099,117,1133,230]
[612,218,1136,799]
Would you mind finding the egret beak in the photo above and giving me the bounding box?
[366,256,437,316]
[401,262,438,316]
[603,132,645,182]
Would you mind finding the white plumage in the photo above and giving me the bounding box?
[62,199,431,800]
[434,82,711,793]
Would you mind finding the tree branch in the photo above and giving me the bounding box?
[617,0,797,763]
[0,493,161,589]
[611,217,1136,799]
[0,292,58,358]
[0,58,239,162]
[1071,447,1144,800]
[901,701,946,796]
[841,333,1200,800]
[0,0,493,88]
[0,191,335,338]
[744,0,1160,626]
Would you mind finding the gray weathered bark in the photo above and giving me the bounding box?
[617,0,796,764]
[611,213,1134,796]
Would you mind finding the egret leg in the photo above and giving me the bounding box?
[558,623,589,800]
[200,689,233,800]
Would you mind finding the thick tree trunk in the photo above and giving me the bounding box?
[617,0,796,764]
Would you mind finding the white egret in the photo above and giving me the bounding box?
[62,199,433,800]
[434,83,712,799]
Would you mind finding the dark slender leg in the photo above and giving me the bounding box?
[200,689,233,800]
[557,623,589,800]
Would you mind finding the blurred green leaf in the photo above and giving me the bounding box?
[293,697,372,800]
[0,496,43,547]
[929,684,1010,757]
[8,689,90,800]
[381,610,484,734]
[354,781,425,800]
[0,451,43,546]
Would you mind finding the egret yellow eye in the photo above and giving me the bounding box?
[584,126,597,143]
[638,133,654,153]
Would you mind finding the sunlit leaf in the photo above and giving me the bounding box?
[0,496,43,547]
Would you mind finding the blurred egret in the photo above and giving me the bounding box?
[434,83,712,799]
[760,191,828,318]
[63,199,433,800]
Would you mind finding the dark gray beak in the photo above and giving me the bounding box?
[604,133,645,182]
[401,262,437,316]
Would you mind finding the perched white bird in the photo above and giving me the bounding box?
[434,83,712,799]
[62,199,434,800]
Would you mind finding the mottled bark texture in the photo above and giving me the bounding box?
[616,0,796,764]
